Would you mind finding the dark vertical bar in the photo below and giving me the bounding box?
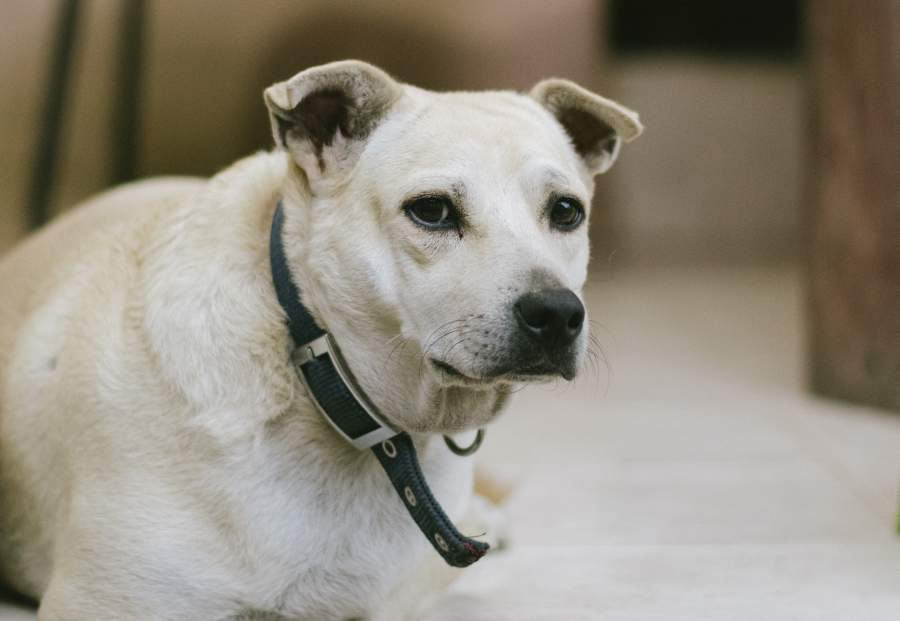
[807,0,900,412]
[111,0,146,184]
[26,0,81,229]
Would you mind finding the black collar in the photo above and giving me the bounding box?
[269,201,488,567]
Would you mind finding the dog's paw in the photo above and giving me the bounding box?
[460,493,510,552]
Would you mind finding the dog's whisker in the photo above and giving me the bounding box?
[384,332,413,363]
[387,337,412,363]
[582,332,612,395]
[421,331,466,366]
[423,318,467,349]
[440,326,477,361]
[425,326,464,354]
[507,382,530,394]
[421,332,460,366]
[588,319,617,350]
[443,337,469,361]
[422,320,473,361]
[419,326,465,375]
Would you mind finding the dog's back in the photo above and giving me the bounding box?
[0,177,202,596]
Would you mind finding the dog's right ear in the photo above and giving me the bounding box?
[264,60,402,189]
[530,78,642,175]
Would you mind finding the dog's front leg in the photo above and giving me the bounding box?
[35,526,238,621]
[38,572,223,621]
[373,491,509,621]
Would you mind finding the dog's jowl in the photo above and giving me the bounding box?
[0,61,641,620]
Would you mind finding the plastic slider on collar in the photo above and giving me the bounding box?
[292,333,331,366]
[292,333,398,450]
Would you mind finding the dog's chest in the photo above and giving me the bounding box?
[219,433,472,619]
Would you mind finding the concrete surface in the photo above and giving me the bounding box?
[2,266,898,619]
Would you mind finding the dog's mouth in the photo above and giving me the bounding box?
[430,358,568,386]
[430,359,492,386]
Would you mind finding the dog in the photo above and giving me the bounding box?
[0,60,641,619]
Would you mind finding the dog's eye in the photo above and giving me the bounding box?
[404,196,458,230]
[548,196,585,231]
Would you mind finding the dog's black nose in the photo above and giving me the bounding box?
[514,288,585,349]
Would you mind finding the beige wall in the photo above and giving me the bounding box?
[0,0,58,252]
[607,58,805,265]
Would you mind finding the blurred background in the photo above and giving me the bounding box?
[1,1,898,619]
[1,0,807,265]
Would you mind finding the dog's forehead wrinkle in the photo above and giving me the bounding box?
[537,166,585,196]
[373,102,433,150]
[435,90,550,125]
[392,92,566,153]
[402,179,467,204]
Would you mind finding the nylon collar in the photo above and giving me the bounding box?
[269,201,488,567]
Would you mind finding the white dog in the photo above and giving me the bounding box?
[0,60,641,620]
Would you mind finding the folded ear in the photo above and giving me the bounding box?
[530,78,643,175]
[264,60,402,187]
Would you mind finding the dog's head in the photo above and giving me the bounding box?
[265,61,641,433]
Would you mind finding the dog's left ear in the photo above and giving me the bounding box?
[531,79,642,175]
[264,60,402,188]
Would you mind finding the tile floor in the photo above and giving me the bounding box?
[3,266,898,619]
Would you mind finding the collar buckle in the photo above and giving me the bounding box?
[292,333,398,450]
